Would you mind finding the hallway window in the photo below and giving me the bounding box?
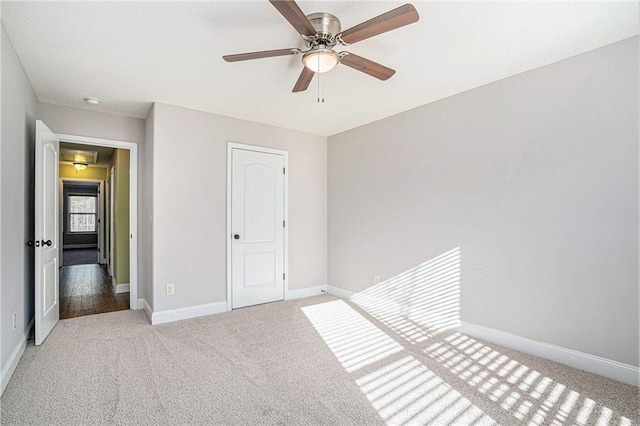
[69,195,97,233]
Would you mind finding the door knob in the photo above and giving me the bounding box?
[27,240,34,247]
[233,234,240,240]
[41,240,52,247]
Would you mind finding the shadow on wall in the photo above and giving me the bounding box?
[351,247,462,343]
[303,248,635,426]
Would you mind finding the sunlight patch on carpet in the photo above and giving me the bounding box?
[302,299,497,425]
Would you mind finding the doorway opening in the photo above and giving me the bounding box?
[34,122,139,344]
[62,180,101,266]
[58,142,131,319]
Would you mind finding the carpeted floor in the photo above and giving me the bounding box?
[63,248,99,266]
[1,295,638,425]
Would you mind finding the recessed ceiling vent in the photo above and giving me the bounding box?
[59,148,98,164]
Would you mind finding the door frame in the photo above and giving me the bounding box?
[56,133,139,310]
[226,142,288,312]
[58,178,106,265]
[109,166,115,277]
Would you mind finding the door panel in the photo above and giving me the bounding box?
[231,148,285,309]
[35,120,60,345]
[243,251,276,287]
[43,258,58,315]
[243,163,277,242]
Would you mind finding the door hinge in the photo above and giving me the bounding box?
[283,220,285,227]
[283,168,285,175]
[283,273,285,280]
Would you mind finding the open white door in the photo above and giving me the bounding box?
[231,147,285,309]
[35,120,60,345]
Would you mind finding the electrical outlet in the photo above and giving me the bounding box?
[374,275,380,285]
[166,283,175,296]
[12,312,17,330]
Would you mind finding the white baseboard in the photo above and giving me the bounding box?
[1,318,34,396]
[111,278,129,294]
[115,282,130,294]
[457,321,639,387]
[135,298,145,310]
[137,298,152,322]
[151,301,227,325]
[327,285,355,299]
[63,244,98,249]
[285,284,328,300]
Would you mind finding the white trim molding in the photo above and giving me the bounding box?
[63,244,98,249]
[327,285,355,299]
[115,283,130,294]
[151,301,228,325]
[138,299,152,322]
[1,318,34,395]
[111,277,130,294]
[457,321,640,387]
[285,285,328,301]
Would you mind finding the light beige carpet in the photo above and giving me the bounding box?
[1,295,638,425]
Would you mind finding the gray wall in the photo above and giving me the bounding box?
[141,105,154,308]
[152,103,327,312]
[1,24,38,374]
[328,37,639,366]
[37,102,144,143]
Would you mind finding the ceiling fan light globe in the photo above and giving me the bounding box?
[302,50,339,73]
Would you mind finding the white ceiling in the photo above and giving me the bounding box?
[2,1,638,136]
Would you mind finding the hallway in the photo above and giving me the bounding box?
[63,248,99,266]
[59,264,129,319]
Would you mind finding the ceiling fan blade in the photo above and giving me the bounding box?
[339,4,419,44]
[292,67,315,92]
[223,48,299,62]
[340,53,396,81]
[269,0,317,37]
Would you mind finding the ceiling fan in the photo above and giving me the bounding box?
[223,1,420,93]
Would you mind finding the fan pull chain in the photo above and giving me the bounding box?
[317,55,324,103]
[323,75,326,102]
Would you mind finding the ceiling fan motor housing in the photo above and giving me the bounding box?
[306,13,341,46]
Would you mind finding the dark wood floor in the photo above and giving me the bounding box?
[59,264,129,319]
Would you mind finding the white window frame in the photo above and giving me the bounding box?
[67,193,98,234]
